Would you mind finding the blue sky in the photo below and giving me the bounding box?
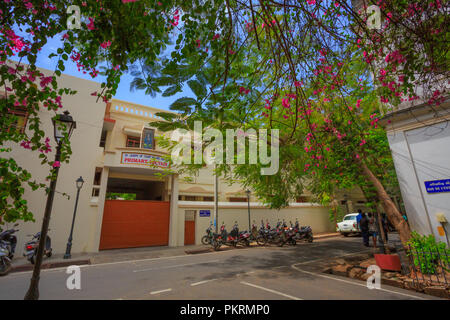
[11,33,191,112]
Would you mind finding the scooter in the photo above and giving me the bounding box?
[0,242,12,276]
[23,231,52,265]
[0,223,19,259]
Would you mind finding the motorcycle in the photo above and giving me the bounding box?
[23,231,52,265]
[259,220,286,246]
[293,219,314,243]
[201,222,215,245]
[0,223,18,276]
[0,242,12,276]
[0,223,19,259]
[237,228,251,247]
[212,222,240,250]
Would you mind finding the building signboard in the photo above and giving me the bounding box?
[424,179,450,193]
[121,152,169,169]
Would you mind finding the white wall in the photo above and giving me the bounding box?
[388,121,450,244]
[2,70,105,255]
[176,202,335,246]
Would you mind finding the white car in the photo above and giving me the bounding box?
[336,213,361,236]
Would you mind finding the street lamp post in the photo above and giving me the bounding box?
[64,176,84,259]
[246,189,251,232]
[24,111,76,300]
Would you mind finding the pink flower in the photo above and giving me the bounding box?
[52,161,61,168]
[40,76,53,88]
[87,17,95,30]
[100,41,111,49]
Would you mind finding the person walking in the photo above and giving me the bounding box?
[356,209,363,231]
[381,213,389,242]
[359,212,369,247]
[367,212,378,248]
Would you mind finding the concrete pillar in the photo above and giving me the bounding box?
[169,174,179,247]
[90,167,109,252]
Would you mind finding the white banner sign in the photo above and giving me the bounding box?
[121,152,169,169]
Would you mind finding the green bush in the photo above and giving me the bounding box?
[406,231,450,274]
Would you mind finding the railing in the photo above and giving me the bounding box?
[407,244,450,288]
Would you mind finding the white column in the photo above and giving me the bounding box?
[169,174,179,247]
[90,167,109,252]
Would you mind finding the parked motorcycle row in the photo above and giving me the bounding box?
[202,219,313,251]
[0,223,52,276]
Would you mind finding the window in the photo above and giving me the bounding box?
[203,196,214,201]
[91,167,102,197]
[184,195,197,201]
[185,210,196,221]
[296,196,310,203]
[228,197,247,202]
[126,136,141,148]
[4,106,28,133]
[93,167,102,186]
[99,130,107,148]
[344,215,357,221]
[141,128,155,150]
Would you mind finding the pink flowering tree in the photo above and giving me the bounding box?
[0,0,190,224]
[0,0,447,245]
[143,0,448,245]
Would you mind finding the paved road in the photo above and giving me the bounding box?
[0,237,439,300]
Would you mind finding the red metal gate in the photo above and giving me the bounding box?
[99,200,170,250]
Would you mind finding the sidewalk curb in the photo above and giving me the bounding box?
[315,233,340,240]
[11,259,91,273]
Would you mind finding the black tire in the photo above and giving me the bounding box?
[307,234,314,243]
[256,235,266,246]
[46,251,52,258]
[30,254,35,265]
[0,257,12,276]
[201,235,210,245]
[343,233,349,237]
[244,239,250,247]
[213,240,221,251]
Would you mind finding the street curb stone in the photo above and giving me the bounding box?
[11,259,91,273]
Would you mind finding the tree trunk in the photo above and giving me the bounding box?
[359,160,411,246]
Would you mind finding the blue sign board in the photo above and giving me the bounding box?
[424,179,450,193]
[199,210,211,217]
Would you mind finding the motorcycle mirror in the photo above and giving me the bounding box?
[14,223,19,227]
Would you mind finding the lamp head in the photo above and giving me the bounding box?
[76,176,84,190]
[53,110,76,144]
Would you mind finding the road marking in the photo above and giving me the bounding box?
[133,259,220,273]
[290,264,428,300]
[190,279,218,286]
[240,281,303,300]
[150,288,172,295]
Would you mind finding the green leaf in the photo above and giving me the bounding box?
[162,84,182,97]
[187,79,206,98]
